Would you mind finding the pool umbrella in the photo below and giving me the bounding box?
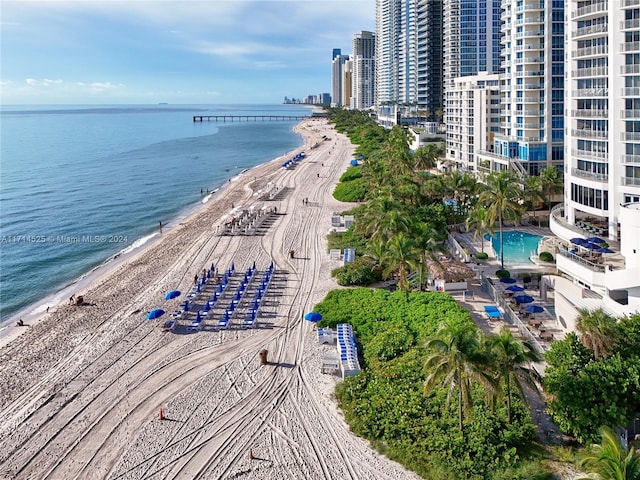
[500,277,517,284]
[505,285,525,292]
[304,311,322,322]
[524,305,544,314]
[586,236,605,244]
[146,309,165,319]
[596,247,614,254]
[165,290,181,300]
[582,242,600,250]
[570,237,586,245]
[514,294,534,304]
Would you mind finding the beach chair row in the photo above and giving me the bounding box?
[336,323,360,378]
[187,263,236,331]
[218,264,258,329]
[241,262,275,328]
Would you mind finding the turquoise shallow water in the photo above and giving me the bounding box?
[0,104,307,323]
[485,231,542,265]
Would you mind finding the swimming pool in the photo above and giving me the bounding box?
[485,231,543,265]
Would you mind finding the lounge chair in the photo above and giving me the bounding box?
[483,305,503,320]
[187,320,202,331]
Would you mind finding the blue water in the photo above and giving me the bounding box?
[0,104,308,322]
[485,231,542,265]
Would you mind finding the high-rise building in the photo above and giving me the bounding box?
[446,72,501,172]
[343,59,353,108]
[332,48,342,60]
[476,0,565,177]
[443,0,502,98]
[375,0,443,116]
[548,1,640,324]
[444,1,503,169]
[352,31,376,109]
[332,53,350,107]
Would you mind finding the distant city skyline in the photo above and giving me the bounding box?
[0,1,375,105]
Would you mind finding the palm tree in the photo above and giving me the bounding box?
[576,308,618,359]
[539,165,564,215]
[577,426,640,480]
[488,327,542,423]
[478,171,525,270]
[524,175,545,226]
[382,233,420,301]
[413,221,443,290]
[443,171,477,213]
[424,321,496,433]
[466,206,493,254]
[355,196,411,242]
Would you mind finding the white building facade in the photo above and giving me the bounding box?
[445,72,501,172]
[549,1,640,325]
[352,31,376,110]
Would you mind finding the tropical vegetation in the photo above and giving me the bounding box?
[544,313,640,444]
[315,288,549,479]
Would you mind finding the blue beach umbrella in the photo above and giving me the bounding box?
[304,311,322,322]
[582,242,600,250]
[570,237,586,245]
[524,305,544,314]
[514,295,534,304]
[500,277,517,284]
[597,247,614,254]
[146,309,165,319]
[165,290,181,300]
[586,236,605,244]
[505,285,525,292]
[350,159,359,166]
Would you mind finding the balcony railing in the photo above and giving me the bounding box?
[621,18,640,30]
[621,64,640,75]
[622,176,640,186]
[575,88,609,97]
[572,149,609,161]
[571,168,608,182]
[572,66,608,78]
[557,249,607,273]
[572,1,608,19]
[621,41,640,52]
[574,23,608,37]
[621,132,640,141]
[621,154,640,164]
[572,129,608,138]
[571,109,608,118]
[572,45,609,58]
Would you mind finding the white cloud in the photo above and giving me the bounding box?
[25,78,63,86]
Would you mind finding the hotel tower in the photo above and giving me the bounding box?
[549,0,640,324]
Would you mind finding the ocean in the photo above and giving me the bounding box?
[0,104,308,326]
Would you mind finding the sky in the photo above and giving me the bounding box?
[0,0,375,104]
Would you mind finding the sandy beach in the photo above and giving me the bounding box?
[0,118,421,479]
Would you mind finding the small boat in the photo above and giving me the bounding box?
[161,320,176,332]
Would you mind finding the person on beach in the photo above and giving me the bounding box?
[69,295,75,305]
[159,221,162,234]
[194,274,198,285]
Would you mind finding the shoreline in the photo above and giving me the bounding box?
[0,130,306,349]
[0,115,424,479]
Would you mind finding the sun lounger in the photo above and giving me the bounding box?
[484,305,503,319]
[187,320,202,331]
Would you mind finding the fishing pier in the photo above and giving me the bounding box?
[193,115,310,122]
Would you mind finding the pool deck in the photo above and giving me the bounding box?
[450,226,566,346]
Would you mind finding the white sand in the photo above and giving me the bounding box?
[0,119,421,480]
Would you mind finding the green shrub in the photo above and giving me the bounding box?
[339,166,363,182]
[496,269,511,279]
[539,251,554,262]
[331,259,381,286]
[475,252,489,260]
[333,178,367,202]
